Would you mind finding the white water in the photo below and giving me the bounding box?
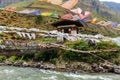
[0,66,119,80]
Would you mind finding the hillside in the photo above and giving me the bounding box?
[0,0,70,30]
[4,0,120,22]
[72,0,120,22]
[0,0,120,74]
[0,0,120,37]
[102,1,120,12]
[0,0,24,8]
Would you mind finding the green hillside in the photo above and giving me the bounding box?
[73,0,120,22]
[7,0,120,22]
[103,1,120,12]
[0,0,120,37]
[0,0,70,30]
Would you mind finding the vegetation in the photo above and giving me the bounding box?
[95,41,118,49]
[80,25,120,37]
[75,0,120,22]
[41,38,57,42]
[0,56,7,62]
[0,0,120,37]
[103,2,120,12]
[0,0,120,66]
[35,15,43,24]
[34,49,59,63]
[9,56,18,62]
[5,0,33,8]
[0,40,119,65]
[65,40,119,50]
[2,40,118,65]
[63,40,120,63]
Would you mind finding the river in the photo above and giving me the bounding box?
[0,66,119,80]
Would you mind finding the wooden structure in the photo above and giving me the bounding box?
[57,25,79,42]
[52,20,88,27]
[57,25,78,35]
[52,20,88,42]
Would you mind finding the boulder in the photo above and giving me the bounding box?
[114,68,120,74]
[13,62,23,67]
[113,66,120,74]
[22,62,29,67]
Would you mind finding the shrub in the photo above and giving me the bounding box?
[65,40,119,51]
[63,50,97,63]
[0,56,7,62]
[63,51,120,63]
[41,38,56,42]
[34,49,58,61]
[96,41,119,49]
[21,54,34,61]
[34,52,43,61]
[63,51,78,61]
[50,58,58,64]
[9,56,17,62]
[63,40,120,64]
[65,40,94,51]
[35,16,42,24]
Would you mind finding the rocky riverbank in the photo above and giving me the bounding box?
[0,61,120,74]
[0,40,120,74]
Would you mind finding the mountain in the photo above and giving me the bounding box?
[1,0,120,37]
[3,0,120,22]
[72,0,120,22]
[0,0,69,30]
[0,0,24,7]
[102,1,120,12]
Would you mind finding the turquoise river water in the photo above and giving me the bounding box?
[0,66,119,80]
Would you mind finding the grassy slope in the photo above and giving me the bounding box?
[0,0,120,37]
[5,0,33,8]
[0,0,69,30]
[103,2,120,12]
[80,24,120,37]
[74,0,120,22]
[6,0,69,15]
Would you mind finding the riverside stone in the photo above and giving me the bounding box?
[22,62,29,67]
[113,66,120,74]
[13,62,23,67]
[114,68,120,74]
[0,61,120,74]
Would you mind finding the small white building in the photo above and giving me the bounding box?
[52,20,88,42]
[57,25,79,42]
[57,25,78,34]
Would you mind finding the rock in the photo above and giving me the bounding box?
[35,63,42,68]
[0,63,6,66]
[65,63,71,69]
[82,64,92,72]
[92,63,98,68]
[102,64,113,69]
[114,68,120,74]
[22,62,29,67]
[57,64,66,69]
[13,62,23,67]
[113,66,120,74]
[5,60,12,65]
[32,62,42,68]
[40,64,44,69]
[100,64,114,72]
[92,63,105,72]
[44,63,56,69]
